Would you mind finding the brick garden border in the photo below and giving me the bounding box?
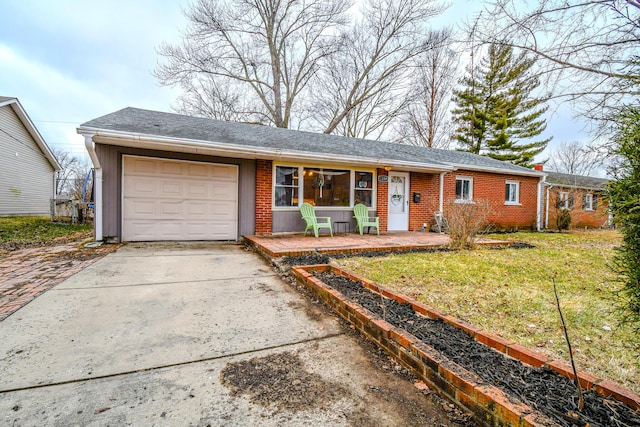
[292,264,640,427]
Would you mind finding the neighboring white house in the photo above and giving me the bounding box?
[0,97,60,216]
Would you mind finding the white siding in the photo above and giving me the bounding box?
[0,105,55,216]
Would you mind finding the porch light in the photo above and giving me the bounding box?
[384,166,393,171]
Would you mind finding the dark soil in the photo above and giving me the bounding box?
[220,352,348,412]
[315,271,640,427]
[220,350,474,426]
[279,242,534,267]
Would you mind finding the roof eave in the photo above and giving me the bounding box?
[77,127,454,173]
[543,181,607,192]
[444,163,546,178]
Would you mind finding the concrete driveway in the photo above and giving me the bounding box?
[0,243,460,426]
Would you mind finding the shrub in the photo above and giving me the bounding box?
[608,106,640,335]
[556,208,572,231]
[443,199,492,250]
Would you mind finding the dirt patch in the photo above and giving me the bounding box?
[220,349,474,426]
[316,271,640,427]
[220,352,347,412]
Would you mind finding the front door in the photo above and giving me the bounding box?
[388,172,409,231]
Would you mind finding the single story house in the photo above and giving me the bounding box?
[77,107,546,242]
[0,96,61,216]
[537,166,610,229]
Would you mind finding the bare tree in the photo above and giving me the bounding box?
[155,0,351,128]
[474,0,640,126]
[173,76,255,123]
[394,28,458,148]
[53,148,79,196]
[547,141,605,176]
[314,0,446,138]
[53,148,92,199]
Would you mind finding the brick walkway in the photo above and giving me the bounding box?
[0,243,118,320]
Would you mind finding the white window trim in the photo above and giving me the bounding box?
[272,163,377,210]
[558,191,571,210]
[455,176,474,203]
[505,180,521,206]
[584,193,594,211]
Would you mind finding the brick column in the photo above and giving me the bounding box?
[377,168,388,232]
[255,159,273,235]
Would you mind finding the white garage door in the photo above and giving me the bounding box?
[122,156,238,241]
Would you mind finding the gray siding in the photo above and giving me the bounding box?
[0,105,54,216]
[273,209,377,234]
[95,145,255,241]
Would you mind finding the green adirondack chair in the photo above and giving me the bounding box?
[300,202,333,237]
[353,203,379,235]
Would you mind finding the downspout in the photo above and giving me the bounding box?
[545,184,553,230]
[439,172,447,213]
[537,177,544,231]
[84,135,103,241]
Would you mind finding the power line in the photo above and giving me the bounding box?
[0,128,46,157]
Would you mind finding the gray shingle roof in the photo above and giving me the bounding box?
[544,171,608,190]
[80,107,543,176]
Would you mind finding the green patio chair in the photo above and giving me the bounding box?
[300,202,333,238]
[353,203,379,235]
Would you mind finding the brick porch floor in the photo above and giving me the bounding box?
[244,231,511,257]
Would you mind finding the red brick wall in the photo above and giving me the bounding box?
[546,188,609,229]
[376,168,388,232]
[442,170,540,230]
[409,173,440,231]
[255,159,273,234]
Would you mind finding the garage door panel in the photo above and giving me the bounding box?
[186,163,210,177]
[123,156,238,241]
[210,165,237,180]
[159,201,184,216]
[128,158,157,174]
[186,182,209,198]
[123,177,156,197]
[159,160,185,176]
[124,200,156,217]
[211,201,236,218]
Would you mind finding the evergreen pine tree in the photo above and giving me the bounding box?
[451,43,551,166]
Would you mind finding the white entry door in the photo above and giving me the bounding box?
[388,172,409,231]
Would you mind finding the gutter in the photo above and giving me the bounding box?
[83,134,102,242]
[77,127,454,174]
[441,163,545,178]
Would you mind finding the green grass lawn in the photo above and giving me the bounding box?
[335,230,640,394]
[0,216,93,248]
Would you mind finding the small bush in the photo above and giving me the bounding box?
[556,209,572,231]
[444,199,492,250]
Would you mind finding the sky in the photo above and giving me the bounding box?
[0,0,592,169]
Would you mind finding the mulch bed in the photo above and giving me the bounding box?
[279,242,535,267]
[314,271,640,427]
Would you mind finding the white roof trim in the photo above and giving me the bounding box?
[445,163,546,178]
[1,97,61,171]
[78,127,455,173]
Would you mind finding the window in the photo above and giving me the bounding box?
[455,177,473,201]
[557,191,574,210]
[303,168,350,207]
[583,193,598,211]
[505,181,520,204]
[274,166,299,207]
[354,171,373,207]
[274,165,375,208]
